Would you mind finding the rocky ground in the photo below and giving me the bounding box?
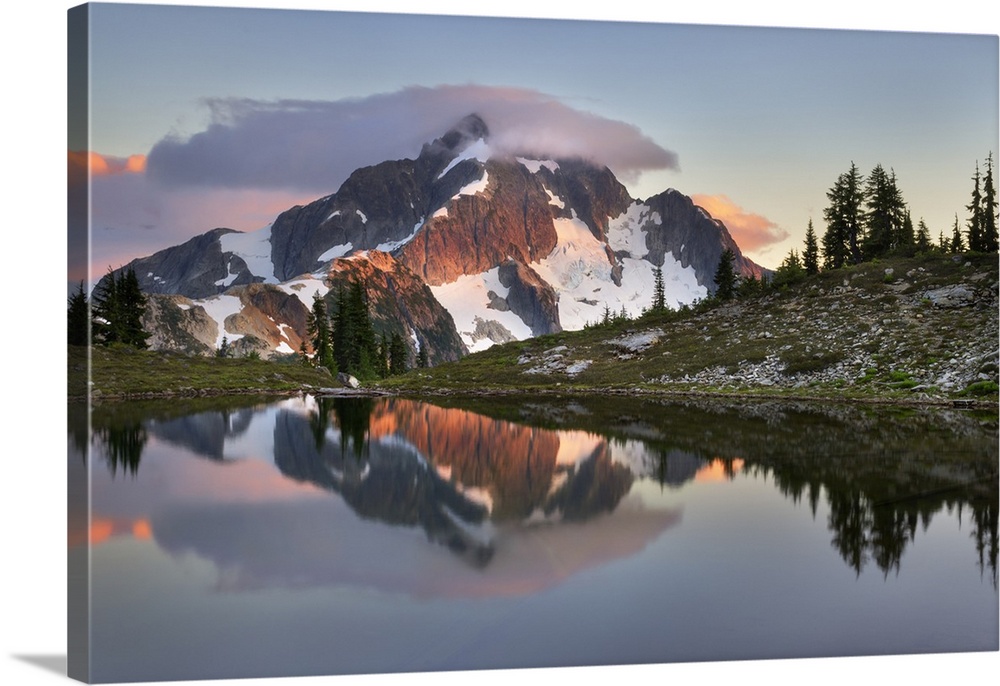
[382,252,999,405]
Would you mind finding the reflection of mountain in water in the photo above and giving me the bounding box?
[149,408,255,460]
[273,399,638,566]
[274,408,495,566]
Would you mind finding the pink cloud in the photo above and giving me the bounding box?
[691,194,789,252]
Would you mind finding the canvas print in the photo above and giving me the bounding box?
[67,2,998,684]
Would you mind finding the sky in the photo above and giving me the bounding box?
[2,3,999,686]
[69,0,999,282]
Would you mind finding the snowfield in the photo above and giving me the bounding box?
[219,224,277,283]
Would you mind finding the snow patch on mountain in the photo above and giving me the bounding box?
[219,224,277,283]
[516,157,560,174]
[197,294,246,348]
[276,276,329,306]
[545,188,565,209]
[454,170,489,198]
[607,202,658,258]
[430,267,533,352]
[438,138,492,179]
[319,242,353,262]
[376,218,424,253]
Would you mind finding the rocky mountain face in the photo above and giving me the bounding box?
[107,113,766,361]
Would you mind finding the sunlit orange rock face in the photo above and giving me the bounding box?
[399,161,559,286]
[367,399,632,522]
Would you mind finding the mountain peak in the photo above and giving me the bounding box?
[421,114,490,161]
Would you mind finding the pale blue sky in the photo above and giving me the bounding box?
[82,1,999,268]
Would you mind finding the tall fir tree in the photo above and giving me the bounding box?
[915,218,931,253]
[982,152,998,252]
[388,332,409,375]
[966,160,984,251]
[652,264,666,312]
[91,266,149,348]
[950,214,965,253]
[307,292,336,372]
[822,162,865,268]
[713,249,737,300]
[862,165,907,258]
[802,219,819,275]
[67,281,89,346]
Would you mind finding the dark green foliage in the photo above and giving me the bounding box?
[822,162,865,268]
[737,272,764,298]
[67,281,89,346]
[651,265,666,312]
[802,220,819,275]
[981,152,998,252]
[950,214,965,253]
[216,335,230,358]
[92,266,149,349]
[332,281,381,381]
[713,248,737,300]
[771,249,806,290]
[308,292,337,373]
[967,160,984,251]
[862,165,907,258]
[389,332,409,375]
[915,218,932,253]
[417,343,429,368]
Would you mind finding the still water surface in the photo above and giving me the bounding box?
[68,394,998,682]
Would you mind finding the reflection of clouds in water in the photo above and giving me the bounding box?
[147,491,681,600]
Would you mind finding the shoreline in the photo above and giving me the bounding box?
[70,383,999,411]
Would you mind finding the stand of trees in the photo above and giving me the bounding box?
[68,267,150,348]
[304,279,412,380]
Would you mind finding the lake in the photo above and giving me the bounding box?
[68,394,998,682]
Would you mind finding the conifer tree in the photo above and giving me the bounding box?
[417,344,429,369]
[950,214,965,253]
[119,267,149,349]
[802,219,819,275]
[389,332,409,375]
[982,152,998,252]
[216,335,230,358]
[67,281,89,346]
[771,249,805,290]
[915,218,931,253]
[966,160,984,251]
[91,266,149,348]
[713,249,737,300]
[307,292,335,372]
[822,163,865,268]
[652,265,666,312]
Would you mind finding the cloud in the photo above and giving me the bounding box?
[146,85,678,193]
[690,194,789,252]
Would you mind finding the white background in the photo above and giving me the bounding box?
[2,1,998,685]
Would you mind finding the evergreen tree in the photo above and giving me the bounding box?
[862,165,907,258]
[822,162,865,268]
[91,268,122,345]
[771,249,805,290]
[417,343,429,369]
[915,218,931,253]
[307,292,336,372]
[938,230,948,252]
[651,265,666,312]
[216,335,230,358]
[91,266,149,348]
[898,209,915,249]
[332,280,380,380]
[982,152,998,252]
[299,339,310,367]
[950,214,965,253]
[118,267,150,349]
[966,160,984,251]
[67,281,89,346]
[737,273,763,299]
[713,249,737,301]
[389,332,409,375]
[802,219,819,275]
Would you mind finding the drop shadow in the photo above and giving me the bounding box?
[12,654,67,676]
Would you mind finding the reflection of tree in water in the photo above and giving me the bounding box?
[466,395,998,585]
[308,396,374,458]
[971,497,998,587]
[94,423,147,478]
